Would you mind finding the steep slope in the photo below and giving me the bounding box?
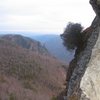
[64,0,100,100]
[80,1,100,99]
[80,23,100,100]
[1,34,49,55]
[0,35,67,100]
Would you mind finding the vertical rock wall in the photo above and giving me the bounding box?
[65,0,100,99]
[80,26,100,100]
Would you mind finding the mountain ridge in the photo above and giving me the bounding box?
[31,34,74,63]
[0,34,67,100]
[0,34,49,55]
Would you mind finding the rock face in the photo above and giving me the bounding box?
[80,27,100,100]
[65,0,100,100]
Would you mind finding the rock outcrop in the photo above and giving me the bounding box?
[65,0,100,100]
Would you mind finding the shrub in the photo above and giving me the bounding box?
[51,96,57,100]
[9,93,16,100]
[23,80,37,92]
[61,22,83,50]
[0,75,6,83]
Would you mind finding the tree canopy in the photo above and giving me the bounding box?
[61,22,83,50]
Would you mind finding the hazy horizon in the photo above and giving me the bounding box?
[0,0,95,34]
[0,31,60,36]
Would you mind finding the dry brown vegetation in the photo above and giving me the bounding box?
[0,35,67,100]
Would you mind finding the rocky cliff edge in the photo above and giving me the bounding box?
[66,0,100,100]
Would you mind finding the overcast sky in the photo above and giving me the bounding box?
[0,0,95,34]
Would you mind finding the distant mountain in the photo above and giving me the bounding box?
[1,34,49,55]
[31,34,74,63]
[0,33,74,63]
[0,34,67,100]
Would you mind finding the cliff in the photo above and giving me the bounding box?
[65,0,100,100]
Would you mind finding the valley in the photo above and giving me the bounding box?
[0,34,67,100]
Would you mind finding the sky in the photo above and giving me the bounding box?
[0,0,96,34]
